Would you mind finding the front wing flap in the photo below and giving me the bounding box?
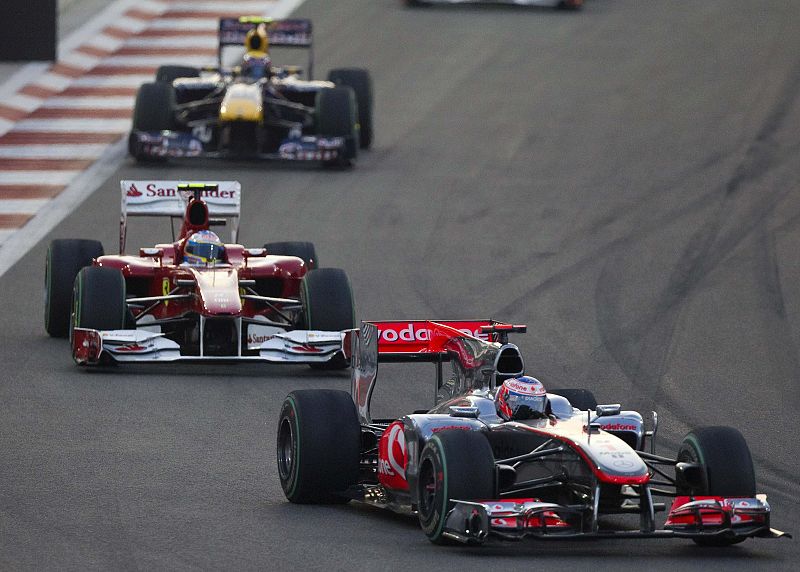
[72,327,347,365]
[441,497,789,544]
[130,130,345,162]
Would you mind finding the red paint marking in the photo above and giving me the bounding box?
[31,108,132,119]
[0,132,121,145]
[103,26,137,39]
[115,47,217,56]
[0,185,64,199]
[20,85,60,99]
[0,158,94,171]
[76,45,113,58]
[50,63,87,78]
[0,105,28,122]
[0,214,32,229]
[60,87,137,97]
[124,8,162,20]
[85,65,157,75]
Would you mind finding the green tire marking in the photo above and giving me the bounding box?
[430,435,448,541]
[285,396,301,498]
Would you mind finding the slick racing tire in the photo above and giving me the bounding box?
[72,266,127,334]
[315,86,358,167]
[155,65,200,84]
[549,388,597,411]
[277,389,361,503]
[300,268,355,369]
[678,426,756,546]
[130,82,176,162]
[263,241,318,270]
[417,429,495,544]
[45,239,104,337]
[327,68,373,149]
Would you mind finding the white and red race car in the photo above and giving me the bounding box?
[277,320,790,545]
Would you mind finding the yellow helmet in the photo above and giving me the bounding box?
[244,23,269,57]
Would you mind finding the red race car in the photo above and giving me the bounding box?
[277,320,790,545]
[44,180,354,367]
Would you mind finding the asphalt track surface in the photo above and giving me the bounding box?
[2,0,800,569]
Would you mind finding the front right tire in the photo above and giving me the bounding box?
[71,266,127,334]
[677,426,756,546]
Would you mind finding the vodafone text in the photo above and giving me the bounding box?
[377,323,488,343]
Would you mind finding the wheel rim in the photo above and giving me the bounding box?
[277,417,295,482]
[418,457,437,521]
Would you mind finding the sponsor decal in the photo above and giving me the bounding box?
[378,421,408,490]
[600,423,638,431]
[377,322,489,344]
[127,184,142,197]
[430,425,471,434]
[125,182,236,200]
[112,344,148,353]
[289,344,324,353]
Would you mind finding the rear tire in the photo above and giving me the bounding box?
[327,68,373,149]
[264,241,318,270]
[277,390,361,503]
[72,266,127,333]
[678,426,756,546]
[45,239,104,337]
[130,82,176,161]
[549,388,597,411]
[316,87,358,166]
[155,65,200,84]
[417,430,495,544]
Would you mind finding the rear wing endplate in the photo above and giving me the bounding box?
[119,180,241,254]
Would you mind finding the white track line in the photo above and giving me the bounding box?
[4,94,43,113]
[0,199,49,214]
[167,1,278,10]
[14,118,131,133]
[32,74,74,92]
[124,36,218,48]
[102,55,216,66]
[72,75,153,87]
[0,145,110,159]
[43,96,135,108]
[0,171,81,186]
[148,19,219,30]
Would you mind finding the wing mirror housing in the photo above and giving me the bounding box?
[595,404,622,417]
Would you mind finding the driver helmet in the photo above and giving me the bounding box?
[495,376,548,421]
[184,230,225,266]
[241,52,271,80]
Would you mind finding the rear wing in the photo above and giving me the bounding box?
[350,321,527,423]
[119,180,241,254]
[218,17,314,77]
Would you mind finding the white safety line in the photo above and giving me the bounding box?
[0,199,50,214]
[59,51,102,70]
[167,1,279,10]
[71,75,153,87]
[32,73,74,92]
[147,19,219,30]
[5,94,43,113]
[0,145,110,159]
[82,35,126,53]
[13,118,131,133]
[43,96,135,108]
[123,36,218,48]
[0,171,81,185]
[102,55,216,67]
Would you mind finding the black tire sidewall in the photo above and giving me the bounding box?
[677,426,756,497]
[327,68,373,149]
[45,239,103,337]
[548,388,598,411]
[300,268,355,331]
[263,241,318,270]
[276,390,360,503]
[72,267,127,333]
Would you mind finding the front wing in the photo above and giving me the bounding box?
[72,328,348,365]
[129,130,346,162]
[441,497,789,544]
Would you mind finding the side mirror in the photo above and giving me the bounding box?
[595,404,622,417]
[140,247,163,258]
